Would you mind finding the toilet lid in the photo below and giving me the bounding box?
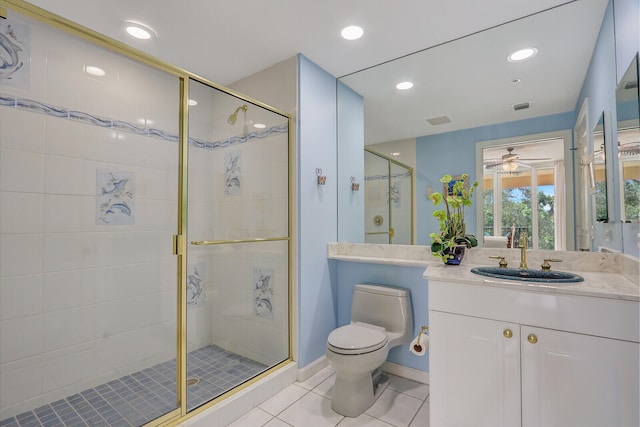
[327,323,388,355]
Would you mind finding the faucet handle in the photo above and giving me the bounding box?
[489,255,508,268]
[541,258,562,270]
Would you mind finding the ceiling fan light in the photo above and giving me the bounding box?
[502,161,518,172]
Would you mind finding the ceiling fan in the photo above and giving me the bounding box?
[484,147,551,172]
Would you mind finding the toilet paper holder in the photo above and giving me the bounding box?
[413,325,429,353]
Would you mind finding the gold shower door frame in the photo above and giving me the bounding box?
[364,148,415,244]
[0,1,293,426]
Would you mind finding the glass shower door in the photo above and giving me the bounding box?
[0,9,180,426]
[364,149,414,244]
[185,79,290,412]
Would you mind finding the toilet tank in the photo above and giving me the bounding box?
[351,284,412,343]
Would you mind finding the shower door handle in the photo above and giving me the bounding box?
[191,237,289,246]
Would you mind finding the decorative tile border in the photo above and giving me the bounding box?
[364,171,412,182]
[0,92,287,149]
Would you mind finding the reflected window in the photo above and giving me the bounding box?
[482,139,564,250]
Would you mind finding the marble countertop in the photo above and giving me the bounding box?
[328,242,640,302]
[424,262,639,302]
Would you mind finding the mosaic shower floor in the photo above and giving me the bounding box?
[0,345,267,427]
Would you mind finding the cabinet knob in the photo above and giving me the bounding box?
[527,334,538,344]
[503,328,513,339]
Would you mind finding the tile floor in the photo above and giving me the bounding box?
[0,346,268,427]
[226,367,430,427]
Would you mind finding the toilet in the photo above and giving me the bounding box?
[326,283,412,417]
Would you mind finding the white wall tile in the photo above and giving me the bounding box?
[44,117,85,158]
[44,155,87,195]
[0,191,45,234]
[0,362,44,418]
[41,347,113,394]
[44,194,86,233]
[0,149,45,193]
[83,126,122,164]
[42,270,91,312]
[0,108,46,153]
[0,274,42,320]
[0,233,43,277]
[0,315,42,363]
[43,232,85,272]
[40,308,86,353]
[45,40,84,111]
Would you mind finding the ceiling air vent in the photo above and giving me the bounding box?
[426,115,451,126]
[512,101,531,111]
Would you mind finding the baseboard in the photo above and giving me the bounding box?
[296,355,328,382]
[383,361,429,385]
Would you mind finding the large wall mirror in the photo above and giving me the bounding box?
[337,0,618,252]
[593,112,609,223]
[616,54,640,254]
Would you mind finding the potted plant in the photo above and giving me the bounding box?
[428,173,479,264]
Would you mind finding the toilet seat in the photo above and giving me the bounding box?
[327,322,388,355]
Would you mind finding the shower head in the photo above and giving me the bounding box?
[227,104,248,125]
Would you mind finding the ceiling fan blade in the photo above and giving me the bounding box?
[518,157,552,161]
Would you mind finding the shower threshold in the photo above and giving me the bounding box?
[0,345,267,427]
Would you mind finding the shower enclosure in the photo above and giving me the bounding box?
[0,3,291,426]
[364,149,414,244]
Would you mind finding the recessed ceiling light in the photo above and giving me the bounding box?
[511,78,521,84]
[188,99,198,106]
[124,21,157,40]
[253,123,266,129]
[390,152,400,156]
[341,25,364,40]
[85,65,105,77]
[508,48,537,62]
[396,81,414,90]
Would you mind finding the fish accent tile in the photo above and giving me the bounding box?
[254,267,274,318]
[390,182,401,207]
[0,19,29,89]
[186,263,206,306]
[96,170,135,225]
[224,151,242,196]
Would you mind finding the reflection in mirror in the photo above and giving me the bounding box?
[482,138,565,250]
[364,148,414,244]
[616,55,640,226]
[593,113,609,222]
[336,0,610,249]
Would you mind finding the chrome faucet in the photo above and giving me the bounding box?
[518,232,529,269]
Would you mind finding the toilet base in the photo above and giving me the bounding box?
[331,367,390,417]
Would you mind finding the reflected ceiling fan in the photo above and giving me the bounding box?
[484,147,551,172]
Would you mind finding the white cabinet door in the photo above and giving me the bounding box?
[430,311,521,427]
[521,326,640,427]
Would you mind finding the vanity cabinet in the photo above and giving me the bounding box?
[429,280,639,427]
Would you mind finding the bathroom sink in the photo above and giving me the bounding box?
[470,266,584,283]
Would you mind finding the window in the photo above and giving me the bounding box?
[480,137,566,250]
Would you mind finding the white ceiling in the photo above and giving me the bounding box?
[24,0,608,144]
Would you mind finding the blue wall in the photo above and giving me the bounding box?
[614,0,640,81]
[415,112,575,246]
[575,1,624,252]
[337,81,365,242]
[297,55,339,367]
[333,261,429,372]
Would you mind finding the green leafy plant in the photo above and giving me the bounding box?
[429,173,479,263]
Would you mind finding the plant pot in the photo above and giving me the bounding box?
[443,245,466,265]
